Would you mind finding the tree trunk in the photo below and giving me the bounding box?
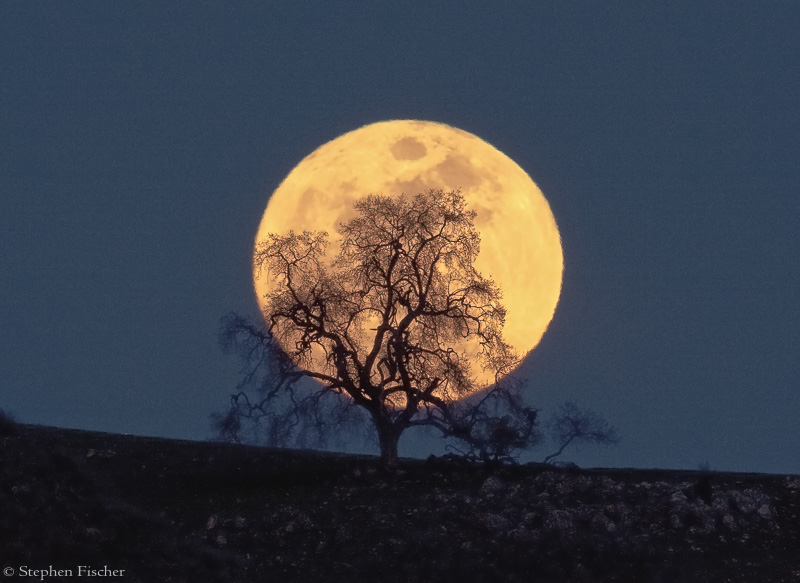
[376,421,401,469]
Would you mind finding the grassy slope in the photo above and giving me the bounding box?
[2,421,799,582]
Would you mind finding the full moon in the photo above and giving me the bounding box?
[254,120,563,391]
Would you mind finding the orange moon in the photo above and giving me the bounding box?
[254,120,563,390]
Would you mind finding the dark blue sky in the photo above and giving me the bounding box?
[2,2,798,473]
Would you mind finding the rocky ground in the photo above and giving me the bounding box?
[1,418,799,582]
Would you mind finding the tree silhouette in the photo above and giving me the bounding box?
[543,401,619,464]
[218,189,533,467]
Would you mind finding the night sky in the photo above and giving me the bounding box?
[2,3,798,474]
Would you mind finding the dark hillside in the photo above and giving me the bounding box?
[2,421,798,582]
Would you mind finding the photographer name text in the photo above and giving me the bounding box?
[4,566,125,580]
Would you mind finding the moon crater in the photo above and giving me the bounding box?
[391,136,427,160]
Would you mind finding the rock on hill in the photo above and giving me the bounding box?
[1,421,798,582]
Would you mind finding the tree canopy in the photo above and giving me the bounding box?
[216,186,620,469]
[220,189,531,466]
[258,189,515,397]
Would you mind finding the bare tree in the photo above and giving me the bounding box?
[217,189,529,468]
[543,401,619,464]
[437,379,541,466]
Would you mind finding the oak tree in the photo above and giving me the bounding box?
[218,189,537,467]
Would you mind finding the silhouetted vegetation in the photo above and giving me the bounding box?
[440,382,541,466]
[0,408,18,436]
[217,189,540,467]
[544,401,619,464]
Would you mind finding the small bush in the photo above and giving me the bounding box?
[0,408,18,436]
